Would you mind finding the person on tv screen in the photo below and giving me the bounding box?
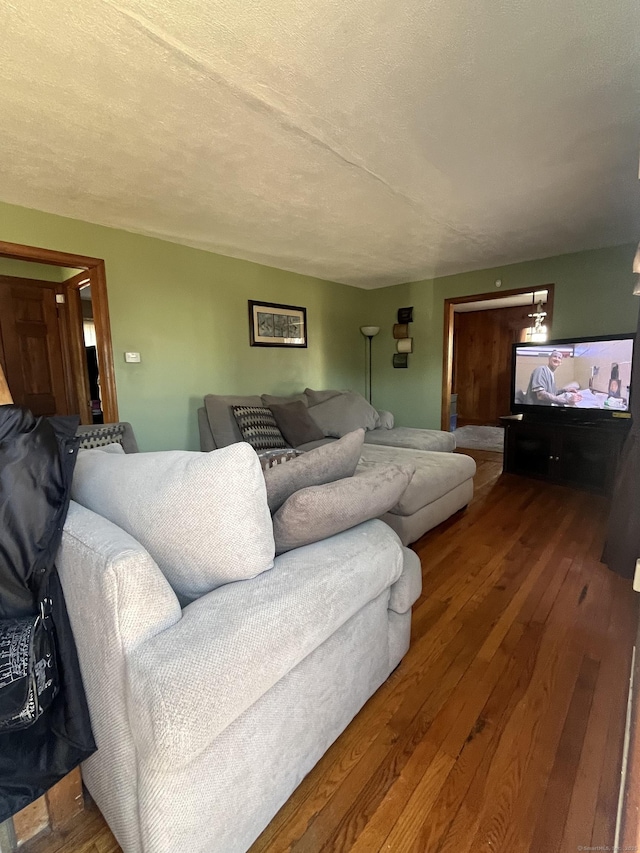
[524,350,581,406]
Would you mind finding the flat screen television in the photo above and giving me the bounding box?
[510,333,635,421]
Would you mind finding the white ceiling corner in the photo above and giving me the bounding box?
[1,0,639,288]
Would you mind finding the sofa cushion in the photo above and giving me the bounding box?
[307,391,380,437]
[71,444,275,604]
[204,394,264,448]
[363,426,456,452]
[127,520,404,767]
[358,445,476,516]
[268,400,325,447]
[304,388,344,406]
[263,428,364,513]
[232,405,288,451]
[272,463,413,553]
[261,393,308,408]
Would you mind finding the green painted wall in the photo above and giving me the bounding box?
[0,257,68,281]
[2,200,635,443]
[0,201,366,450]
[366,244,639,430]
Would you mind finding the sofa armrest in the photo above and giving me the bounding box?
[59,502,182,651]
[375,410,395,429]
[389,548,422,614]
[197,406,217,451]
[126,520,405,770]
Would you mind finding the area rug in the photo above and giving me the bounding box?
[453,425,504,453]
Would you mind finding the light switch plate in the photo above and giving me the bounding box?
[124,352,141,363]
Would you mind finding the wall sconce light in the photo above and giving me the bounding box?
[393,324,410,339]
[359,325,380,403]
[393,308,413,367]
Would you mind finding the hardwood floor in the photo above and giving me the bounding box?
[23,449,638,853]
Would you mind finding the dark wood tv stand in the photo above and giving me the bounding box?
[500,414,630,495]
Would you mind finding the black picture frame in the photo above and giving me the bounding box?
[397,307,413,324]
[248,300,307,348]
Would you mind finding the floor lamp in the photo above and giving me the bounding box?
[360,326,380,404]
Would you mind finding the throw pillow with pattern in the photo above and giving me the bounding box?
[231,405,288,451]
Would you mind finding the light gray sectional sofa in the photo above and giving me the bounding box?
[198,388,475,545]
[58,442,422,853]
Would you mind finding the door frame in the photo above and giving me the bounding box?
[0,241,118,422]
[441,284,555,431]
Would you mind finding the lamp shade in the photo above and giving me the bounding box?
[360,325,380,337]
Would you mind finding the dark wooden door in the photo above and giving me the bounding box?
[0,276,70,416]
[453,305,531,426]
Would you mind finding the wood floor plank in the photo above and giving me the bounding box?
[441,571,585,851]
[527,654,600,853]
[414,621,546,853]
[22,450,636,853]
[434,489,617,853]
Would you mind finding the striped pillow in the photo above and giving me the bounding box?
[231,406,288,451]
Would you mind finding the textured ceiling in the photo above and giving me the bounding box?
[1,0,639,288]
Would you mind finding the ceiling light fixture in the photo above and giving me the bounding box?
[527,297,548,342]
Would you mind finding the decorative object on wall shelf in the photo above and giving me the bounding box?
[359,325,380,403]
[248,300,307,347]
[392,307,414,367]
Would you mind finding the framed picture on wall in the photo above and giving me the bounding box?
[248,301,307,347]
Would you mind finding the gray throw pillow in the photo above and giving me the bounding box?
[268,401,324,448]
[263,428,364,513]
[304,388,345,406]
[307,391,380,437]
[272,463,414,553]
[261,393,308,408]
[71,444,275,603]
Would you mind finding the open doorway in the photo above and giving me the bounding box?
[441,285,555,432]
[0,241,117,423]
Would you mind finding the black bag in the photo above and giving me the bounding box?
[0,405,96,822]
[0,601,58,732]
